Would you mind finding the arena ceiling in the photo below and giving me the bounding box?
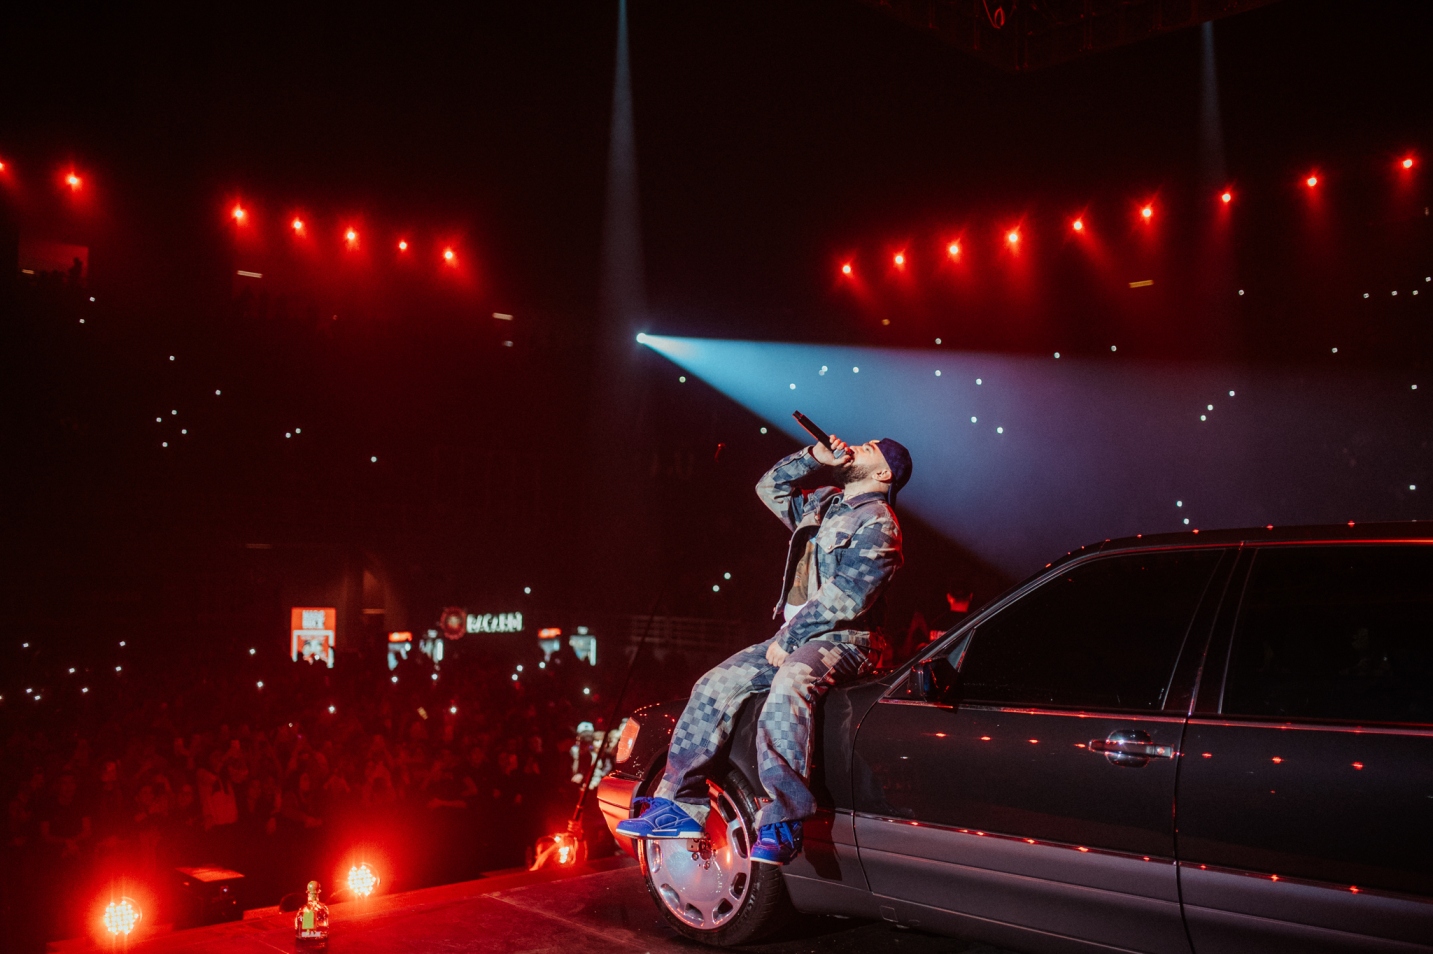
[855,0,1282,70]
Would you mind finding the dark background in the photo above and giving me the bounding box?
[1,0,1429,694]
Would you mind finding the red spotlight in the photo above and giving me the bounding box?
[345,228,358,246]
[443,247,456,264]
[66,172,82,190]
[231,205,246,223]
[893,252,905,267]
[1221,190,1232,204]
[102,897,142,936]
[1140,205,1153,220]
[1401,156,1415,170]
[840,262,852,276]
[1306,174,1319,188]
[346,863,379,898]
[292,217,305,233]
[398,239,409,252]
[1072,219,1084,232]
[946,241,960,257]
[531,828,584,870]
[1006,229,1020,245]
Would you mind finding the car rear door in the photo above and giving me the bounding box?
[852,547,1232,954]
[1177,543,1433,953]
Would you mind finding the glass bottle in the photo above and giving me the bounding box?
[294,880,330,950]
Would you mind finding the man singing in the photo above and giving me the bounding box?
[617,434,911,864]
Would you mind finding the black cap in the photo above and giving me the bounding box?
[874,438,912,506]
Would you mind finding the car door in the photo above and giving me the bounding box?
[852,547,1231,954]
[1178,543,1433,953]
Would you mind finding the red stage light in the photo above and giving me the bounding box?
[1006,230,1020,245]
[398,239,409,251]
[1402,157,1415,170]
[946,242,960,257]
[345,228,358,245]
[443,247,456,263]
[840,262,852,275]
[102,898,142,936]
[346,863,379,898]
[1141,205,1153,220]
[66,173,82,190]
[893,252,905,267]
[531,829,583,870]
[292,218,304,232]
[1072,219,1084,232]
[1306,175,1318,188]
[1221,190,1232,203]
[232,205,246,223]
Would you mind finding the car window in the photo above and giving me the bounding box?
[1223,545,1433,725]
[957,550,1222,711]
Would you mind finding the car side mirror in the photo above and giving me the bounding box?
[912,656,960,705]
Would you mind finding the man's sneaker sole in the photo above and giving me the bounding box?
[750,850,798,865]
[615,797,705,840]
[616,813,705,836]
[616,821,705,839]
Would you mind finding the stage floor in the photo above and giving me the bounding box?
[96,855,1018,953]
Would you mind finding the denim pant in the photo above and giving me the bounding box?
[653,636,871,829]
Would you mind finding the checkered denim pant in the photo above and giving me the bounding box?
[653,636,871,828]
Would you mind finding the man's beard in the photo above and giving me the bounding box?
[836,458,875,486]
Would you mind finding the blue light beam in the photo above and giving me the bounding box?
[639,335,1432,575]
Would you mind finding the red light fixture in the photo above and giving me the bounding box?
[291,217,305,233]
[1306,174,1319,188]
[345,228,358,245]
[946,242,960,257]
[102,898,142,936]
[1221,190,1232,204]
[1006,229,1020,245]
[893,252,905,267]
[1072,219,1084,232]
[840,262,852,275]
[232,205,246,223]
[346,863,379,898]
[1401,156,1415,170]
[66,172,82,190]
[398,239,409,251]
[531,829,583,870]
[1140,205,1153,220]
[443,247,456,263]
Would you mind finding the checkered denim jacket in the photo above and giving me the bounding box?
[756,447,904,653]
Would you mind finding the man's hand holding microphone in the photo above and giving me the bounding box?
[811,434,848,467]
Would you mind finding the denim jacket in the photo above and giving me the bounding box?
[756,447,904,653]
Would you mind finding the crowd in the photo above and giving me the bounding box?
[0,642,622,951]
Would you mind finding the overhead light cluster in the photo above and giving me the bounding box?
[834,155,1421,278]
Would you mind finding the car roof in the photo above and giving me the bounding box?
[1045,520,1433,571]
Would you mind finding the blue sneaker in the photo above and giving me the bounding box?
[751,820,803,865]
[615,797,705,839]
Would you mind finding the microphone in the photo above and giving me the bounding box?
[792,411,847,461]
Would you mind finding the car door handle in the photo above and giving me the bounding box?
[1088,730,1175,767]
[1088,739,1175,758]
